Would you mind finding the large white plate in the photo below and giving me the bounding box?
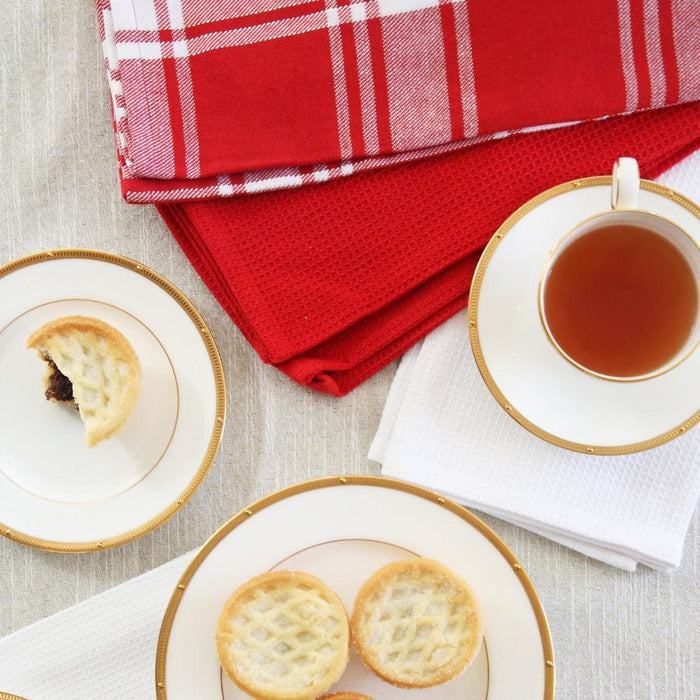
[0,250,226,551]
[156,477,554,699]
[469,178,700,454]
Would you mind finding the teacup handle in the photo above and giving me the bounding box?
[611,157,640,210]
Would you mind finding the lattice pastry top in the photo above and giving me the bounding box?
[351,559,483,688]
[27,316,141,447]
[216,571,350,700]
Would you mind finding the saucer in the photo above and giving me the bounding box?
[0,250,226,551]
[469,177,700,455]
[156,477,554,699]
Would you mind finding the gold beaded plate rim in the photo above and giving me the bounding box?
[468,177,700,455]
[155,475,555,699]
[0,249,227,552]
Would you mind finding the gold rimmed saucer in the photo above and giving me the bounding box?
[0,250,226,552]
[469,178,700,455]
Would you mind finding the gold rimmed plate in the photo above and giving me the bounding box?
[156,476,554,699]
[469,178,700,455]
[0,250,226,551]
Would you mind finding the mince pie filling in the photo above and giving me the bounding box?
[43,355,75,404]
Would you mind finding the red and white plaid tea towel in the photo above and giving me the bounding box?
[96,0,700,203]
[95,0,700,394]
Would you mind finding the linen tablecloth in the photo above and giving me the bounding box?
[1,3,698,699]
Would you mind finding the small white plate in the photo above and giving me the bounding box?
[156,477,554,700]
[0,250,226,551]
[469,178,700,454]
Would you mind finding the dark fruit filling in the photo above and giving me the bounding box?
[44,356,74,402]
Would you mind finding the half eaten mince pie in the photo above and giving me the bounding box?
[27,316,142,447]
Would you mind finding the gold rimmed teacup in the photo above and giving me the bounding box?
[539,159,700,383]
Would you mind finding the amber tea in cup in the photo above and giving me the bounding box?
[539,159,700,381]
[542,220,699,378]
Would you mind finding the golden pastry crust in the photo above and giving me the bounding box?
[351,559,483,689]
[317,694,375,699]
[27,316,141,447]
[216,571,350,700]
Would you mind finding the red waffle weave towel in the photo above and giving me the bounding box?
[95,0,700,394]
[159,104,700,394]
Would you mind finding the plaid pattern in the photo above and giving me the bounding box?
[96,0,699,203]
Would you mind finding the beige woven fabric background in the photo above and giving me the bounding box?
[0,2,697,698]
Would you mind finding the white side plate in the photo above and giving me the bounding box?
[0,250,226,551]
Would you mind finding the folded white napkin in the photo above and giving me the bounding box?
[0,551,194,700]
[370,151,700,572]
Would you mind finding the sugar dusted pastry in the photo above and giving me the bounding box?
[216,571,350,700]
[27,316,141,447]
[351,558,483,688]
[317,694,375,699]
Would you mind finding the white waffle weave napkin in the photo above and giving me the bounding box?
[0,552,193,700]
[370,151,700,572]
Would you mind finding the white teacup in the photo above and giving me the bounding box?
[539,158,700,382]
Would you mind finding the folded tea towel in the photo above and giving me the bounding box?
[370,152,700,571]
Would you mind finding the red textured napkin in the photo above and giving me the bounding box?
[96,0,700,394]
[159,104,699,394]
